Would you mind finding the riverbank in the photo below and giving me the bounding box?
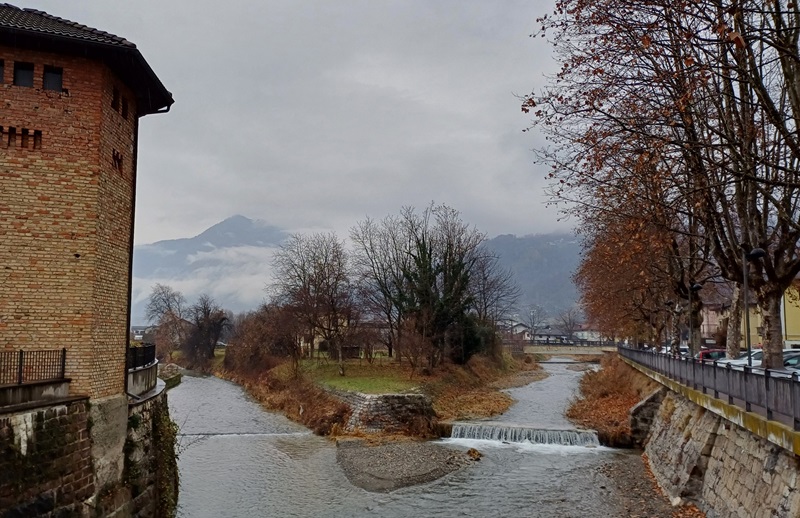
[566,354,658,446]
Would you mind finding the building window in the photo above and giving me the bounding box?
[0,60,4,84]
[13,62,34,87]
[121,98,129,119]
[111,87,120,111]
[43,66,62,91]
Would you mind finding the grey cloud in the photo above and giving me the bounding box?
[28,0,562,243]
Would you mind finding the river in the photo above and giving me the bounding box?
[169,361,648,518]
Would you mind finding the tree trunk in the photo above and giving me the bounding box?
[760,289,784,370]
[726,285,742,359]
[337,339,345,376]
[690,301,704,356]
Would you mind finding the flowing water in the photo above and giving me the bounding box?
[169,361,643,518]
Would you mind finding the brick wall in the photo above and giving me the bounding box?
[0,45,138,398]
[0,399,94,515]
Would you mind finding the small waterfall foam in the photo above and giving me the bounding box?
[450,423,600,447]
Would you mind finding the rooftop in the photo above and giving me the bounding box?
[0,4,134,48]
[0,4,173,115]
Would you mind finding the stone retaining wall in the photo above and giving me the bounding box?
[645,391,800,517]
[0,389,178,517]
[0,398,94,516]
[328,389,435,433]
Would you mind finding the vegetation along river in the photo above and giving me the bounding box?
[169,362,662,518]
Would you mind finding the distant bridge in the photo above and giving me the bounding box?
[523,345,615,355]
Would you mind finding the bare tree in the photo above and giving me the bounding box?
[556,307,581,342]
[525,304,548,343]
[271,232,358,376]
[469,247,520,326]
[145,283,188,360]
[350,215,411,358]
[185,294,229,364]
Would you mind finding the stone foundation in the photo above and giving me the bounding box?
[0,398,94,516]
[645,391,800,517]
[0,389,178,517]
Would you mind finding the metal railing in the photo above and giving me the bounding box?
[127,343,156,371]
[619,346,800,430]
[0,348,67,385]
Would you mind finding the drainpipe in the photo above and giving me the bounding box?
[124,114,140,395]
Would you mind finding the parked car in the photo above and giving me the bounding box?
[656,345,689,357]
[695,349,726,362]
[717,348,799,367]
[781,353,800,371]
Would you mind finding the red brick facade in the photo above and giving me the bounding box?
[0,46,139,398]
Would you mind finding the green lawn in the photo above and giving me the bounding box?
[301,359,420,394]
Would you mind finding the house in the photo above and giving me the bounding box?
[573,323,603,343]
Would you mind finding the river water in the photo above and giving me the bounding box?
[169,361,643,518]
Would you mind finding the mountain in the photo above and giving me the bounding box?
[131,216,582,325]
[131,215,287,324]
[484,233,581,315]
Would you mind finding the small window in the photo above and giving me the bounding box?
[111,87,120,111]
[0,60,4,84]
[13,62,34,87]
[33,130,42,150]
[43,66,62,91]
[121,98,129,119]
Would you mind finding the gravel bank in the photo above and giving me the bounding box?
[336,439,473,492]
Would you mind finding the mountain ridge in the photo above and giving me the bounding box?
[130,216,580,324]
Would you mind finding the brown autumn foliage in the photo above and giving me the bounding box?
[225,370,351,436]
[566,354,658,446]
[430,355,543,421]
[526,0,800,368]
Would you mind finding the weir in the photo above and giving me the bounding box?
[450,422,600,447]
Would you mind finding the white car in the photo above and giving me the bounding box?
[717,348,799,367]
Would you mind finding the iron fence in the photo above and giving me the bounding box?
[127,343,156,371]
[0,348,66,385]
[619,346,800,430]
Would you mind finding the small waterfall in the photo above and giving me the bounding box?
[450,423,600,447]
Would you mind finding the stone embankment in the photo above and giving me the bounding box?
[640,389,800,517]
[327,389,436,434]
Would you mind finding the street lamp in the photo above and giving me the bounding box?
[743,247,767,367]
[665,300,674,353]
[688,284,702,354]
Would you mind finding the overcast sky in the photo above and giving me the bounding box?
[26,0,564,244]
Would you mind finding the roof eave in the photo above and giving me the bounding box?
[0,27,173,115]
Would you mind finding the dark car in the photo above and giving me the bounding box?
[695,349,727,362]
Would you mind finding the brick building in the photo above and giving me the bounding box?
[0,5,173,399]
[0,7,178,516]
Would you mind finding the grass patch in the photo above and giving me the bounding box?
[296,360,421,394]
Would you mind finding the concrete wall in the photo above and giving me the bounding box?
[644,391,800,517]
